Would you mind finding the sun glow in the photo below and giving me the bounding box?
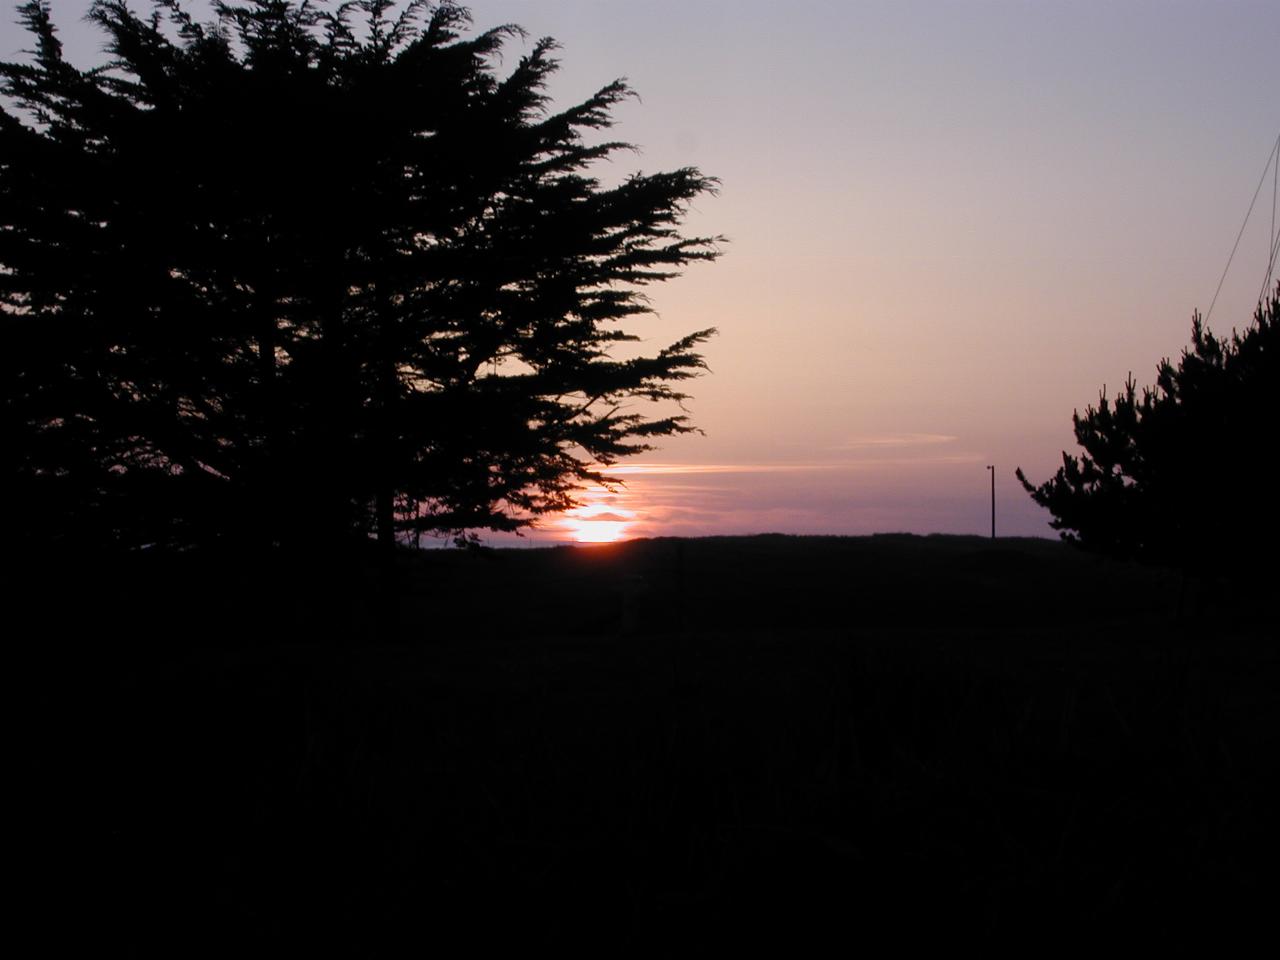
[558,488,638,543]
[565,519,632,543]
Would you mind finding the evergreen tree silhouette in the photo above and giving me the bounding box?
[1017,282,1280,582]
[2,1,721,553]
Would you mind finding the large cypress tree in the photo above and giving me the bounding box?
[1,0,720,552]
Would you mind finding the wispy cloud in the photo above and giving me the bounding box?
[600,450,982,479]
[830,433,958,450]
[604,462,844,476]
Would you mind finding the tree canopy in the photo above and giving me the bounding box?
[1017,282,1280,580]
[1,0,721,552]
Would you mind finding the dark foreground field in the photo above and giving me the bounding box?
[24,535,1280,951]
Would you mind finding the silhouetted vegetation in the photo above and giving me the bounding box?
[1,1,720,554]
[1018,283,1280,582]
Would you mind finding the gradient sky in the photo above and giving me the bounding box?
[13,1,1279,543]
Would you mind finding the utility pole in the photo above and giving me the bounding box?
[987,465,995,539]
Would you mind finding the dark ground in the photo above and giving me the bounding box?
[21,534,1280,951]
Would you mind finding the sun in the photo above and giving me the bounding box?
[563,519,632,543]
[559,491,637,543]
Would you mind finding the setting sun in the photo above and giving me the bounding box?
[563,519,632,543]
[558,489,638,543]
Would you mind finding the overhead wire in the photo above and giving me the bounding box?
[1205,131,1279,324]
[1262,227,1280,305]
[1264,133,1280,302]
[1264,129,1274,261]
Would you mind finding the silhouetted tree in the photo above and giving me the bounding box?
[2,1,720,553]
[1017,282,1280,581]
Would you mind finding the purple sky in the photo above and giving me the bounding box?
[13,1,1279,544]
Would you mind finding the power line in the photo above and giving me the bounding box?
[1206,131,1280,324]
[1262,227,1280,305]
[1265,139,1280,301]
[1264,128,1274,263]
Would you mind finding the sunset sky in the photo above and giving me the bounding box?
[18,1,1280,544]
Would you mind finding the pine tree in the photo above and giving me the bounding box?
[1,1,721,552]
[1017,282,1280,581]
